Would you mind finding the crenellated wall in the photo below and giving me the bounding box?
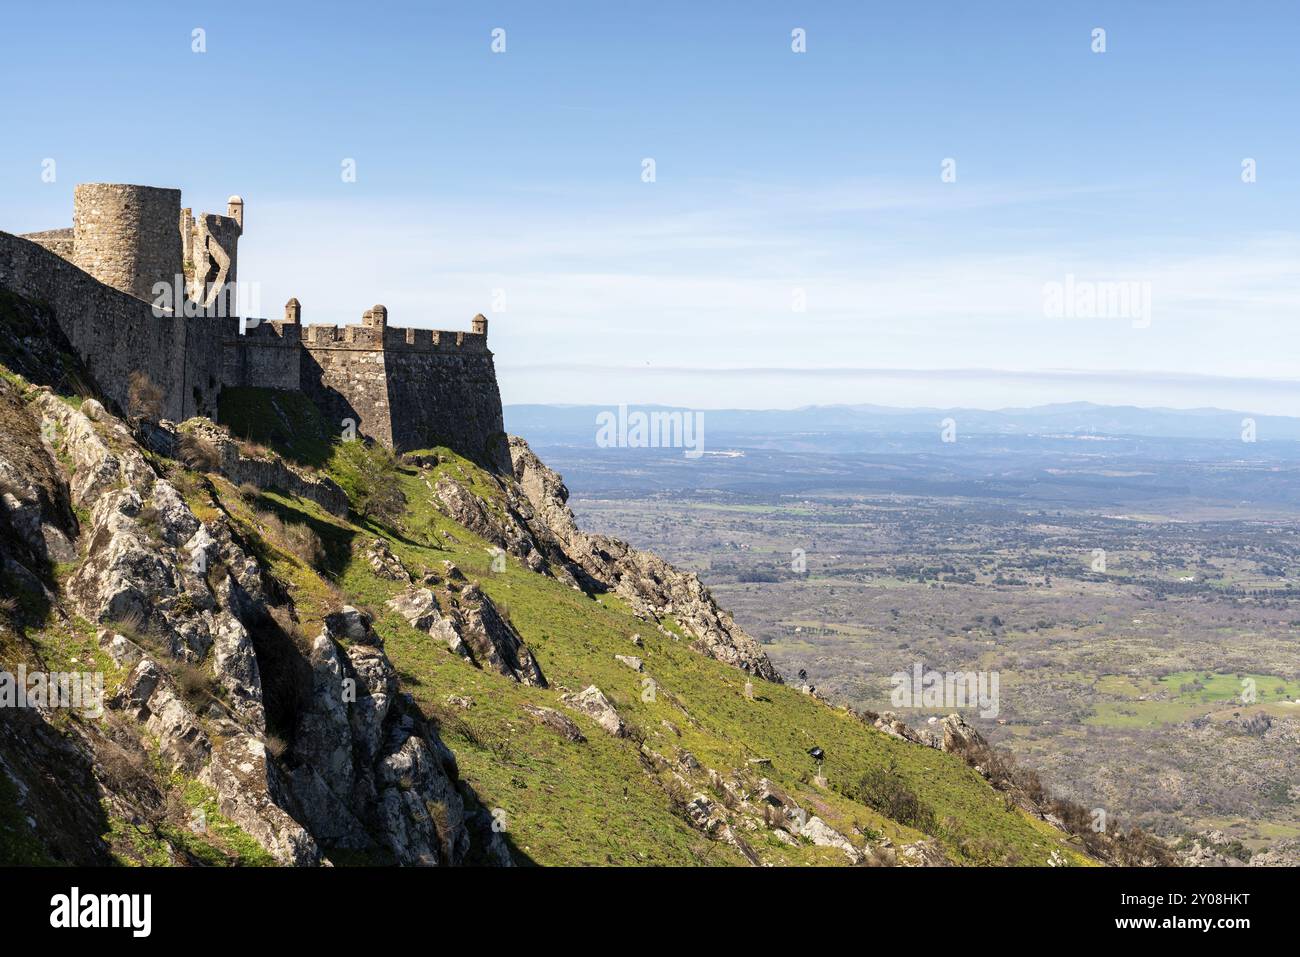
[224,319,303,392]
[295,307,506,465]
[3,183,512,473]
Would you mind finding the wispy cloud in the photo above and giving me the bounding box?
[240,188,1300,412]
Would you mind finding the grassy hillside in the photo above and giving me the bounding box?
[2,366,1097,866]
[192,393,1095,865]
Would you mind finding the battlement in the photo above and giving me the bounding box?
[299,305,489,353]
[237,319,302,342]
[4,183,511,470]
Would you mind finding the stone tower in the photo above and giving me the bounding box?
[72,183,183,302]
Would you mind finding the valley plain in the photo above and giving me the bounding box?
[517,420,1300,858]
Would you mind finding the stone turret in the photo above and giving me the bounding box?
[471,313,488,336]
[362,304,388,330]
[72,183,183,302]
[227,195,244,230]
[284,297,301,324]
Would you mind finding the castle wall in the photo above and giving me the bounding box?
[299,323,509,467]
[223,321,303,392]
[0,230,224,422]
[384,345,510,469]
[18,228,74,260]
[299,334,394,448]
[4,183,511,474]
[72,184,183,302]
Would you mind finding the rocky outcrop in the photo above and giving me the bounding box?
[1247,838,1300,867]
[453,584,546,686]
[201,734,322,867]
[869,710,934,747]
[0,382,78,569]
[940,713,987,756]
[285,612,511,865]
[0,383,511,867]
[40,397,273,734]
[386,583,546,687]
[112,658,212,774]
[363,537,410,582]
[562,685,628,738]
[177,418,349,517]
[522,704,587,743]
[796,814,864,864]
[509,436,780,682]
[614,654,644,672]
[899,839,949,867]
[432,473,547,573]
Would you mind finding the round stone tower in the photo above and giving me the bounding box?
[73,183,183,302]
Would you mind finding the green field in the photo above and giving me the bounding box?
[1085,672,1300,728]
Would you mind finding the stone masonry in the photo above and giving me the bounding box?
[6,182,511,471]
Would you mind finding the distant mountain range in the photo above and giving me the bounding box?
[505,402,1300,443]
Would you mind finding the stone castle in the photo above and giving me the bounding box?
[1,183,510,469]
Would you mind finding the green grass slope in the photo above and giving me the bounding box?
[198,395,1095,866]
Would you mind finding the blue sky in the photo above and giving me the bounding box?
[3,1,1298,412]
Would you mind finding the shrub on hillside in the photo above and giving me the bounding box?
[177,431,220,472]
[127,370,164,422]
[854,762,936,833]
[329,440,407,524]
[254,509,325,568]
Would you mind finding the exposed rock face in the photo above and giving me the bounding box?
[522,704,587,743]
[940,713,987,756]
[387,584,546,687]
[899,839,949,867]
[614,654,644,672]
[284,614,502,865]
[0,383,78,567]
[176,418,349,517]
[387,588,442,632]
[870,711,933,747]
[453,584,547,686]
[797,814,864,863]
[0,387,507,867]
[562,685,628,738]
[363,537,410,582]
[36,396,274,722]
[431,472,549,574]
[509,436,780,682]
[112,658,212,774]
[200,734,321,867]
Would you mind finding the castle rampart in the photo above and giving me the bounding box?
[223,318,303,392]
[0,229,224,422]
[19,228,74,258]
[4,183,511,471]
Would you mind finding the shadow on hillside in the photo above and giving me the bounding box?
[217,386,337,470]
